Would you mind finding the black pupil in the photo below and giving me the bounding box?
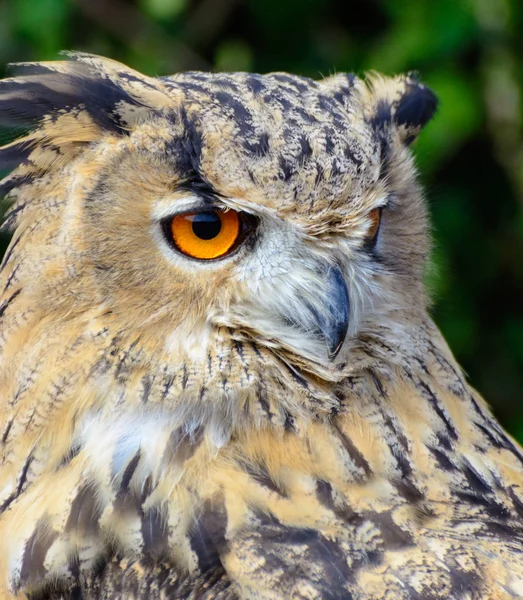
[191,211,222,240]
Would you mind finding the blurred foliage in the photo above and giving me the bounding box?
[1,0,523,440]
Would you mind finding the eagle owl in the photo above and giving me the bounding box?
[0,53,522,600]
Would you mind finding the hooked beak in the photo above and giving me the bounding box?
[309,265,350,359]
[285,263,350,361]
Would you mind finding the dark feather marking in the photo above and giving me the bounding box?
[333,423,372,479]
[19,519,58,586]
[57,443,81,469]
[69,558,234,598]
[484,499,512,522]
[324,132,335,155]
[436,432,453,451]
[369,370,419,484]
[66,484,102,535]
[7,63,59,76]
[0,202,29,232]
[391,445,413,480]
[114,337,140,380]
[315,480,362,525]
[245,74,266,95]
[161,374,175,400]
[316,95,347,128]
[179,106,205,173]
[181,364,189,389]
[244,131,270,157]
[231,336,251,381]
[427,445,457,472]
[473,420,507,449]
[190,494,228,572]
[3,263,20,292]
[508,487,523,520]
[141,475,154,504]
[249,341,262,358]
[462,460,493,495]
[140,374,152,404]
[116,70,160,91]
[68,550,81,582]
[394,81,438,143]
[239,459,288,497]
[282,361,310,391]
[0,173,38,199]
[215,78,241,93]
[0,66,147,133]
[449,567,484,597]
[369,370,386,398]
[0,138,34,170]
[267,73,317,94]
[297,134,313,161]
[1,199,28,219]
[283,409,296,432]
[278,156,294,181]
[425,337,465,388]
[369,99,392,130]
[173,80,214,97]
[394,478,424,503]
[417,380,459,441]
[466,391,523,464]
[0,453,33,513]
[257,381,273,420]
[330,73,356,108]
[244,513,354,599]
[166,425,204,465]
[483,519,523,540]
[120,451,141,491]
[371,510,415,549]
[177,175,219,203]
[1,419,13,443]
[142,507,169,558]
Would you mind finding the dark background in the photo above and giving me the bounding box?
[1,0,523,442]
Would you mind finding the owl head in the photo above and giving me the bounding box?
[0,54,437,429]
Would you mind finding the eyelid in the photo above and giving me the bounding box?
[151,195,218,221]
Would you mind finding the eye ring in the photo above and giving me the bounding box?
[162,208,255,261]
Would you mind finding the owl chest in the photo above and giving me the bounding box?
[73,408,523,597]
[3,396,523,599]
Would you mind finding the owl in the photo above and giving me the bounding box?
[0,52,522,600]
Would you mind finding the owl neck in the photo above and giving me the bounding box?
[69,314,523,496]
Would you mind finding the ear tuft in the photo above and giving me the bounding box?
[0,53,174,201]
[362,73,438,145]
[394,77,438,144]
[0,52,165,134]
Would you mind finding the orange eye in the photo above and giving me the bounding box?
[366,208,382,245]
[168,209,243,260]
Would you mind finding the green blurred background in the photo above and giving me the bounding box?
[1,0,523,441]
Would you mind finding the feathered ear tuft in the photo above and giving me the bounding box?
[393,76,438,143]
[319,72,437,145]
[0,52,173,197]
[363,73,438,145]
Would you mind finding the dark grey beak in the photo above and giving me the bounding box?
[298,264,349,360]
[314,265,350,359]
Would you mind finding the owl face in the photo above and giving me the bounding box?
[0,56,437,410]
